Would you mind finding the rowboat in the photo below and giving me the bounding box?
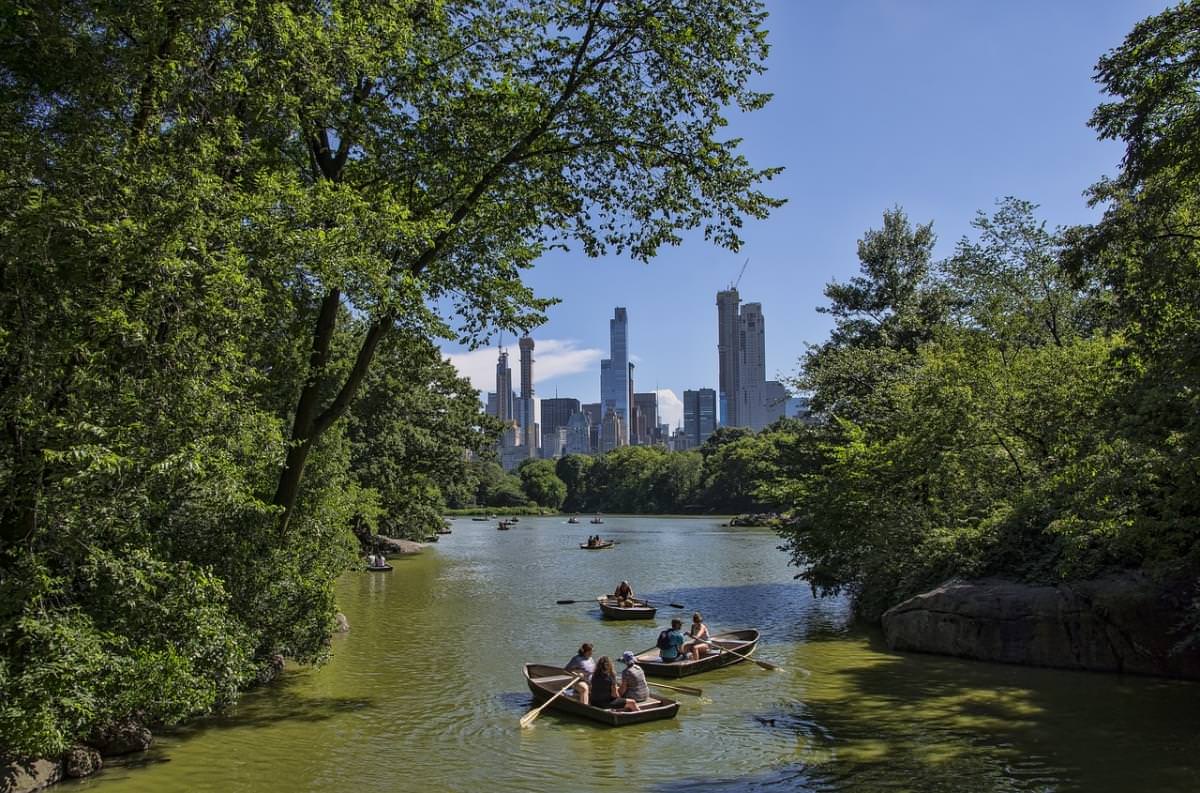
[596,596,657,620]
[497,522,511,531]
[579,540,615,550]
[567,517,580,524]
[523,664,679,726]
[366,563,394,572]
[471,517,490,522]
[633,629,759,678]
[590,516,604,524]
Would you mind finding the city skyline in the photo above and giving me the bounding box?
[443,1,1161,422]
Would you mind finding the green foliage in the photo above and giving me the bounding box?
[0,0,781,758]
[516,459,567,509]
[348,332,497,540]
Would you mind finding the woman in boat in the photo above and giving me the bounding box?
[686,612,712,661]
[613,580,634,606]
[564,642,595,705]
[590,656,638,712]
[618,651,650,706]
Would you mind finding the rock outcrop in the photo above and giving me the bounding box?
[62,747,101,780]
[881,574,1200,679]
[1,759,62,793]
[88,720,152,756]
[375,536,423,556]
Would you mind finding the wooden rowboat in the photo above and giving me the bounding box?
[634,629,760,678]
[366,563,394,572]
[596,596,657,620]
[523,664,679,727]
[579,540,616,550]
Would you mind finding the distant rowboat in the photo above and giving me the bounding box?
[596,596,656,620]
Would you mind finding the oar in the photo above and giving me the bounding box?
[709,637,783,672]
[648,681,703,696]
[519,674,579,728]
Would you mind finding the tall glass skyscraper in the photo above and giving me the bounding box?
[599,307,630,445]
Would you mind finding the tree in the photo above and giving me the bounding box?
[517,459,567,509]
[0,0,782,757]
[556,454,594,512]
[348,332,497,539]
[800,208,951,422]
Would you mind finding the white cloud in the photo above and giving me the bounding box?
[656,389,683,430]
[446,339,604,397]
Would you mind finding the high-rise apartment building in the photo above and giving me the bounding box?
[632,391,658,445]
[516,336,538,456]
[494,350,514,423]
[599,407,627,453]
[582,402,602,453]
[565,411,592,455]
[599,307,630,445]
[716,290,788,432]
[683,388,717,448]
[716,289,742,427]
[540,397,581,441]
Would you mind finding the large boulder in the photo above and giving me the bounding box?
[62,747,101,780]
[375,536,423,556]
[88,719,152,756]
[881,573,1200,679]
[1,759,62,793]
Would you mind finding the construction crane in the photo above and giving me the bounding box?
[731,258,749,290]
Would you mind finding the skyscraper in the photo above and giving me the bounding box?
[716,290,789,432]
[633,391,658,445]
[599,307,630,445]
[683,388,717,448]
[716,289,741,427]
[582,402,602,453]
[540,397,580,457]
[517,336,538,455]
[494,350,514,423]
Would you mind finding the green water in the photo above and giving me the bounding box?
[68,517,1200,792]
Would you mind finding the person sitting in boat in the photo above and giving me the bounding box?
[613,580,634,606]
[685,612,712,661]
[618,651,650,707]
[657,618,687,662]
[564,642,595,705]
[590,655,638,712]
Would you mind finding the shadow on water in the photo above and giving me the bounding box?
[495,691,536,714]
[162,672,375,737]
[657,636,1200,793]
[642,583,852,644]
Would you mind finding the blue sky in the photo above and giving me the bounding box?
[447,0,1168,429]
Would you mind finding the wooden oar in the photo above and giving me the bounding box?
[648,680,703,696]
[519,674,579,728]
[710,638,783,672]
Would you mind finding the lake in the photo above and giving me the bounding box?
[68,516,1200,792]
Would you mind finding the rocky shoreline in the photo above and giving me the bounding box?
[881,572,1200,680]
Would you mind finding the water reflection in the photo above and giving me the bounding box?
[66,516,1200,793]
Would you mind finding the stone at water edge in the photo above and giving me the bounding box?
[62,747,101,779]
[374,536,423,556]
[881,573,1200,679]
[88,719,153,756]
[1,758,63,793]
[334,612,350,633]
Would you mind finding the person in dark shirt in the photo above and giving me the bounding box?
[614,580,634,606]
[589,656,638,711]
